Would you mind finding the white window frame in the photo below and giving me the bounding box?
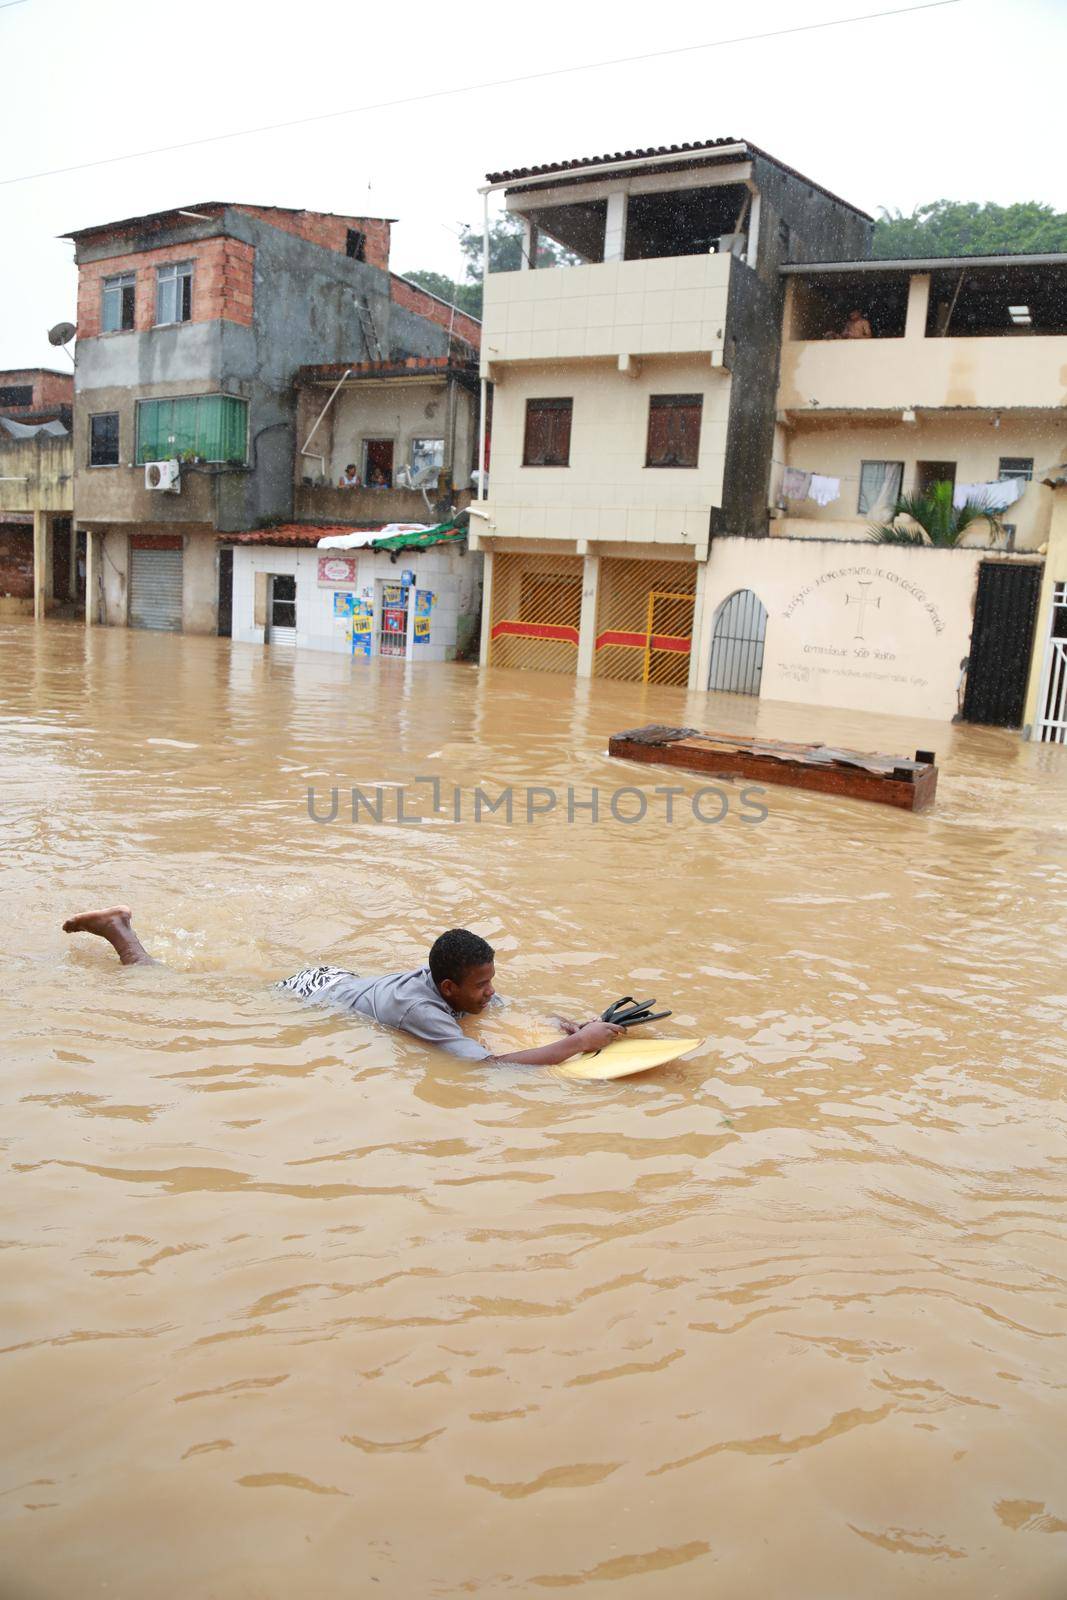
[155,261,193,327]
[858,460,904,515]
[102,272,136,333]
[998,457,1034,482]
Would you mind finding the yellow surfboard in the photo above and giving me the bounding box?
[472,1014,702,1081]
[550,1035,703,1081]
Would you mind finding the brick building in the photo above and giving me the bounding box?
[65,202,478,633]
[0,369,75,617]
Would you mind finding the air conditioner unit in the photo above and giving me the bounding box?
[144,459,181,493]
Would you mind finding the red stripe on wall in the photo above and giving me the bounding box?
[491,620,580,645]
[595,630,691,654]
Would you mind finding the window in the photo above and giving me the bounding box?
[102,272,135,333]
[89,412,120,467]
[858,460,904,514]
[915,460,956,496]
[346,229,366,261]
[135,395,248,463]
[646,394,703,469]
[0,384,33,407]
[271,574,296,629]
[999,457,1034,482]
[155,262,193,326]
[523,398,572,467]
[363,439,394,487]
[410,437,444,483]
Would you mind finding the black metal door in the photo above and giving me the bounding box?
[961,561,1042,727]
[217,547,233,637]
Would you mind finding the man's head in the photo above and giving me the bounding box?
[345,463,357,475]
[848,309,864,321]
[429,928,495,1013]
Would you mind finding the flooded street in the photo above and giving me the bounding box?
[3,618,1067,1599]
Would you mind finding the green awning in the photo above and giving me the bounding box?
[370,519,465,553]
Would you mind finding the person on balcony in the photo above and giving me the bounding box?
[823,308,872,340]
[338,463,361,488]
[842,308,872,338]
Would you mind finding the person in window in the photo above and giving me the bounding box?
[368,465,391,489]
[824,308,872,340]
[841,308,872,339]
[338,463,361,489]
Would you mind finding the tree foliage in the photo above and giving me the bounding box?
[868,481,1004,547]
[403,215,578,321]
[400,269,482,319]
[871,199,1067,259]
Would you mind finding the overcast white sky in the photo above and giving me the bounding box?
[1,0,1063,369]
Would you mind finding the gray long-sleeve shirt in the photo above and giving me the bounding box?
[321,966,497,1060]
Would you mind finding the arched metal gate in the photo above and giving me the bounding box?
[708,588,767,695]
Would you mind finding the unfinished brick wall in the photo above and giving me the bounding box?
[389,276,481,351]
[0,524,33,597]
[0,370,73,411]
[233,207,391,270]
[76,237,256,338]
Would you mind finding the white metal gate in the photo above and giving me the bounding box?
[1035,581,1067,742]
[708,588,767,695]
[267,574,297,649]
[129,543,183,631]
[378,581,409,658]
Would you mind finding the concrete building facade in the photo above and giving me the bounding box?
[774,255,1067,550]
[0,370,76,618]
[471,138,870,686]
[226,525,482,664]
[66,202,478,635]
[472,139,1065,727]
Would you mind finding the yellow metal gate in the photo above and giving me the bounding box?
[489,553,583,674]
[594,558,697,686]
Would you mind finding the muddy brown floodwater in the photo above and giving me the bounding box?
[2,619,1067,1598]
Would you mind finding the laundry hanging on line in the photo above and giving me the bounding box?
[808,474,841,507]
[952,478,1024,512]
[781,466,812,501]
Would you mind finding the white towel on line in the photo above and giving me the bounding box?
[952,479,1023,512]
[808,474,841,507]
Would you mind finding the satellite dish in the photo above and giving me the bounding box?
[48,322,77,347]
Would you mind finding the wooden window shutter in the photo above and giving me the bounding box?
[524,399,572,466]
[647,395,702,468]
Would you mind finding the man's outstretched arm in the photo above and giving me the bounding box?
[491,1019,623,1066]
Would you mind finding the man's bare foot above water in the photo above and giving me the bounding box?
[62,905,155,966]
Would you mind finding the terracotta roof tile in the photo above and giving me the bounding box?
[221,524,379,547]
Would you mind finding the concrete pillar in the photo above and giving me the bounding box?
[1023,490,1067,735]
[68,521,78,601]
[32,510,46,621]
[905,273,931,340]
[84,529,95,626]
[478,549,494,665]
[521,218,535,270]
[604,192,628,263]
[689,558,712,691]
[576,554,601,678]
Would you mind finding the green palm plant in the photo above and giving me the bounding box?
[868,479,1005,546]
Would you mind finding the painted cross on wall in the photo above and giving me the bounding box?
[846,581,881,640]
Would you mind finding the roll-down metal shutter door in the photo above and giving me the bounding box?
[129,546,183,631]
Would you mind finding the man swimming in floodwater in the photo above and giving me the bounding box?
[62,908,623,1068]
